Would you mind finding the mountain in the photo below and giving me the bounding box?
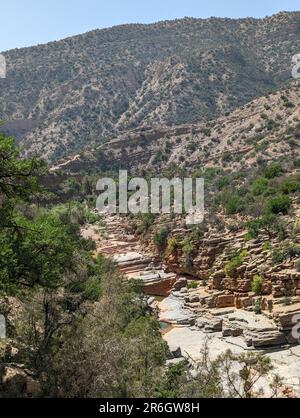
[50,81,300,175]
[0,11,299,161]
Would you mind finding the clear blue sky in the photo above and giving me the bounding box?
[1,0,299,51]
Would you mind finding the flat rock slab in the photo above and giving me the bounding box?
[114,252,145,263]
[227,311,278,332]
[159,296,193,325]
[163,327,300,395]
[164,327,245,362]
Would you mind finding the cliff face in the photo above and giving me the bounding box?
[0,12,299,161]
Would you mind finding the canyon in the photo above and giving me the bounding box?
[82,212,300,395]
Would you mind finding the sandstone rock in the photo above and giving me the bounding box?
[245,330,286,348]
[173,278,187,291]
[274,304,300,331]
[189,294,200,303]
[216,295,235,308]
[222,321,244,338]
[240,297,253,309]
[196,316,223,332]
[0,365,40,397]
[204,318,223,332]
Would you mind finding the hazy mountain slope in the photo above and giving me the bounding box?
[51,82,300,175]
[0,11,299,161]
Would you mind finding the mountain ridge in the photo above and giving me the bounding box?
[0,11,299,161]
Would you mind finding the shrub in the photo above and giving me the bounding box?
[254,299,262,315]
[224,254,244,277]
[187,281,199,290]
[251,177,269,196]
[272,250,286,265]
[85,211,103,225]
[262,242,271,252]
[263,163,283,179]
[223,194,244,215]
[252,275,264,295]
[267,195,291,215]
[280,179,300,194]
[167,237,179,255]
[154,227,170,249]
[182,240,193,255]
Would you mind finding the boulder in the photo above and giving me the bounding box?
[222,321,244,338]
[204,318,223,332]
[0,365,40,397]
[173,278,188,291]
[244,330,286,348]
[196,317,223,332]
[189,294,200,303]
[169,346,183,359]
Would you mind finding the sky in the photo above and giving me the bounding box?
[0,0,299,51]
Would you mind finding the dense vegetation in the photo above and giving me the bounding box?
[0,135,168,397]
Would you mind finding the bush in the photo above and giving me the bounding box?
[280,179,300,194]
[154,227,170,249]
[272,250,286,265]
[251,177,269,196]
[224,254,244,277]
[167,237,179,255]
[252,275,264,295]
[223,194,244,215]
[182,240,193,255]
[254,299,262,315]
[263,163,283,179]
[85,211,103,225]
[187,281,199,290]
[267,195,291,215]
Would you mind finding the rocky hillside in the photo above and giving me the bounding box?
[0,11,299,161]
[51,81,300,175]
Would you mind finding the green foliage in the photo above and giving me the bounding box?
[154,227,170,249]
[182,240,193,255]
[85,211,103,225]
[262,241,271,252]
[251,177,269,196]
[167,237,179,255]
[187,281,199,290]
[136,213,156,234]
[155,361,188,398]
[254,299,262,315]
[267,195,291,215]
[263,163,283,179]
[224,253,246,278]
[280,178,300,194]
[252,275,264,295]
[272,249,286,265]
[246,214,277,238]
[222,194,244,215]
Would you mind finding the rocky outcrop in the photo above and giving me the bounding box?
[0,364,41,398]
